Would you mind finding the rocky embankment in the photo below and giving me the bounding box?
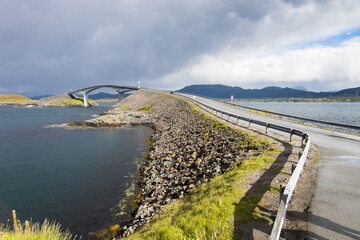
[69,89,270,238]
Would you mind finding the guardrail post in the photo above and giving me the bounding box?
[279,184,285,203]
[266,123,269,134]
[236,116,239,124]
[249,119,252,128]
[290,129,294,142]
[228,113,230,120]
[301,134,306,148]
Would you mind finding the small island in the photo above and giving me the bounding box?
[0,94,35,105]
[0,93,99,107]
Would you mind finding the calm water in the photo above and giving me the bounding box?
[233,102,360,134]
[0,103,151,236]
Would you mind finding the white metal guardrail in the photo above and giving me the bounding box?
[174,92,311,240]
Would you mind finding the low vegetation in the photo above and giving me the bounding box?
[0,220,76,240]
[137,103,155,112]
[0,94,34,103]
[125,145,279,240]
[48,98,97,106]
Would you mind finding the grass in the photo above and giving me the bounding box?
[49,99,83,105]
[121,91,284,240]
[0,219,76,240]
[137,104,155,112]
[118,106,131,111]
[48,98,96,106]
[125,146,279,240]
[0,94,34,103]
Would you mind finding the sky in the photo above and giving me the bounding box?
[1,0,360,96]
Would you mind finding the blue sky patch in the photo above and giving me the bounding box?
[313,28,360,47]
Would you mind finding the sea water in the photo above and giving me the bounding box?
[232,101,360,134]
[0,103,151,236]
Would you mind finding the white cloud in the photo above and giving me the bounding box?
[185,37,360,91]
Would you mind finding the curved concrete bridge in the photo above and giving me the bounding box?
[68,85,139,107]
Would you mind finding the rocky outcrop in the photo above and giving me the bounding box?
[69,89,270,238]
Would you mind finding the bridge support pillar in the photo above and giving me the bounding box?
[83,92,89,107]
[118,92,125,101]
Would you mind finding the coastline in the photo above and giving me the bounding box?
[62,89,319,239]
[65,89,270,238]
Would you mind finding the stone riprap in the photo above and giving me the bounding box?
[69,89,270,238]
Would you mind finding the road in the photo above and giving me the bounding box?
[178,93,360,240]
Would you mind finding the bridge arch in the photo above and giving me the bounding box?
[68,85,139,107]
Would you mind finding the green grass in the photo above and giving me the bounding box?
[117,105,131,111]
[137,104,155,112]
[49,99,83,105]
[0,219,76,240]
[48,98,96,105]
[125,150,278,240]
[121,91,281,239]
[0,94,34,103]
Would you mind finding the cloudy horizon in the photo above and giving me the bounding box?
[1,0,360,96]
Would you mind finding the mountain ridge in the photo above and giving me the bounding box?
[177,84,360,99]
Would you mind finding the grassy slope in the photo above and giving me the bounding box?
[0,94,34,103]
[47,98,97,106]
[126,148,279,240]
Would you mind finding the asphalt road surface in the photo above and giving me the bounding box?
[177,93,360,240]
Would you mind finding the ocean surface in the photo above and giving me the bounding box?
[0,103,152,236]
[233,101,360,134]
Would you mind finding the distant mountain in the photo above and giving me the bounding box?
[88,92,118,99]
[332,86,360,97]
[177,84,360,99]
[31,95,52,100]
[293,86,308,91]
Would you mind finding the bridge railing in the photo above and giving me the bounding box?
[173,92,311,240]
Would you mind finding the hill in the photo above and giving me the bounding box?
[0,94,35,104]
[177,84,360,99]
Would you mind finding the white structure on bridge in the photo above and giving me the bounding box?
[67,85,139,107]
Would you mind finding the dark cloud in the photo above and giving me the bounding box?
[0,0,359,95]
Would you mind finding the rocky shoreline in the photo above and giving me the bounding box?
[67,89,271,239]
